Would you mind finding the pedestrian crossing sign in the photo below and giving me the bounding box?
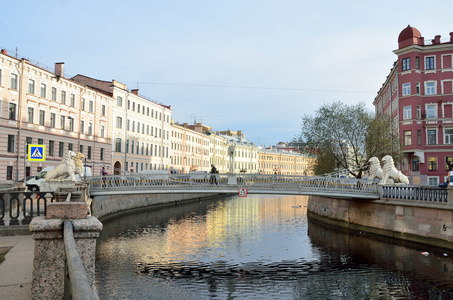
[28,144,45,161]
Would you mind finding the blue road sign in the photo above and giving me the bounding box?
[28,144,45,161]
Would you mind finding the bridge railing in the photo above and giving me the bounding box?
[382,185,448,203]
[88,173,379,194]
[0,191,56,226]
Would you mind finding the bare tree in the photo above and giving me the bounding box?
[298,101,397,178]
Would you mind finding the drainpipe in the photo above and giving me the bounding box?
[123,91,129,173]
[78,87,86,153]
[15,58,25,182]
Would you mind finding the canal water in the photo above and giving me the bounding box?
[95,195,453,299]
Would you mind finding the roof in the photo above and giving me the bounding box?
[398,25,421,43]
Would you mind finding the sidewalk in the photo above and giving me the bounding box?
[0,235,34,300]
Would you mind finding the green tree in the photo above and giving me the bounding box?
[297,101,398,178]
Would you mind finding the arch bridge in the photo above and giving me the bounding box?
[88,173,380,200]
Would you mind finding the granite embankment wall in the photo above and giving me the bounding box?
[91,193,218,220]
[307,194,453,250]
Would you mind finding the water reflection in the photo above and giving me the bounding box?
[96,195,453,299]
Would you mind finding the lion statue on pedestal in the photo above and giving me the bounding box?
[45,151,85,182]
[379,155,409,185]
[367,157,384,182]
[73,152,85,178]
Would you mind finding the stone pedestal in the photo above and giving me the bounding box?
[30,211,102,299]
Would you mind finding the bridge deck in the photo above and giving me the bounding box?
[88,173,380,200]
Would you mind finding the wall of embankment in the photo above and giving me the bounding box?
[307,194,453,250]
[91,193,219,220]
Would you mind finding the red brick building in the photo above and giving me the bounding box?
[374,25,453,186]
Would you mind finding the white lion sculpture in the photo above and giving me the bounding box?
[367,157,384,182]
[73,152,85,178]
[380,155,409,185]
[45,151,77,181]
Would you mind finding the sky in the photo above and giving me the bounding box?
[1,0,453,146]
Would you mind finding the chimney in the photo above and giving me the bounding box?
[432,35,441,44]
[450,32,453,42]
[131,89,139,95]
[0,49,7,55]
[54,62,64,77]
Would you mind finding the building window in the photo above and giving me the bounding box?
[6,166,13,180]
[426,56,435,70]
[428,177,438,186]
[132,121,135,132]
[68,117,74,131]
[116,96,122,107]
[88,122,93,135]
[445,129,453,144]
[131,140,134,154]
[61,91,66,104]
[60,115,65,130]
[79,145,83,154]
[402,83,411,96]
[87,146,92,160]
[48,140,54,156]
[425,82,436,95]
[51,87,57,101]
[416,105,421,119]
[40,83,46,98]
[10,73,17,90]
[132,102,135,111]
[115,138,122,152]
[126,140,129,153]
[68,143,73,151]
[38,138,44,145]
[7,135,15,152]
[80,120,84,133]
[412,158,419,171]
[70,94,75,107]
[426,104,436,119]
[100,148,105,161]
[50,113,56,128]
[116,117,122,129]
[416,56,420,69]
[428,156,437,171]
[27,107,34,123]
[28,79,35,94]
[101,105,106,116]
[404,131,412,146]
[403,105,411,120]
[89,100,93,113]
[127,100,130,110]
[100,125,105,138]
[81,98,85,110]
[446,156,453,170]
[59,142,64,157]
[417,130,421,145]
[402,57,410,71]
[9,103,16,120]
[39,110,45,125]
[427,129,437,145]
[416,82,420,94]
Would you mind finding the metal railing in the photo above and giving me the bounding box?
[64,219,98,300]
[0,191,56,225]
[383,185,449,202]
[88,173,379,195]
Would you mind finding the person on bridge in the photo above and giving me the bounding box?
[210,164,218,185]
